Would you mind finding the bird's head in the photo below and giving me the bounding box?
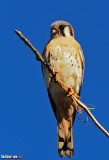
[50,20,74,39]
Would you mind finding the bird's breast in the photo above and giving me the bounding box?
[43,37,83,94]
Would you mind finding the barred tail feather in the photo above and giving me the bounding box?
[57,118,74,157]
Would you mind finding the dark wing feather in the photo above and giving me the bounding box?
[47,89,57,119]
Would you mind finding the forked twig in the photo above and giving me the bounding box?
[14,29,109,138]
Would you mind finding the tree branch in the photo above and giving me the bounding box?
[14,29,109,138]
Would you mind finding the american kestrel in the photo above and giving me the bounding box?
[42,20,84,157]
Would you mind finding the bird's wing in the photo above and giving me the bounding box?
[47,89,57,119]
[79,47,85,84]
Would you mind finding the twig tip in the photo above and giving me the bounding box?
[14,29,17,32]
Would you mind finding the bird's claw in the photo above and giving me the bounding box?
[51,67,58,74]
[67,87,80,99]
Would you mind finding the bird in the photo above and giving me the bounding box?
[41,20,84,157]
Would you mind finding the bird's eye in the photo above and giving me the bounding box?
[59,25,65,30]
[52,28,57,34]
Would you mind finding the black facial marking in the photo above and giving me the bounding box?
[59,25,65,30]
[59,25,65,36]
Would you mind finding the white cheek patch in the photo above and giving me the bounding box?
[64,26,71,37]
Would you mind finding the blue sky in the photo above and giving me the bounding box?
[1,0,109,159]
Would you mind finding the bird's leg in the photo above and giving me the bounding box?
[67,87,80,99]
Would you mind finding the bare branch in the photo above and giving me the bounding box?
[72,96,109,137]
[14,29,109,138]
[14,29,44,62]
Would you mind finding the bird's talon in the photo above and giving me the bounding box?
[67,87,80,99]
[51,67,58,74]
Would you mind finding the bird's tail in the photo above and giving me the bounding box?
[57,118,73,157]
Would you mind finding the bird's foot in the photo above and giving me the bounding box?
[67,87,80,99]
[51,67,58,74]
